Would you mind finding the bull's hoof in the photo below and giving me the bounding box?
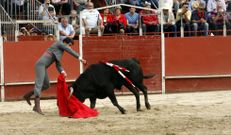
[120,110,126,114]
[145,103,151,110]
[137,109,143,112]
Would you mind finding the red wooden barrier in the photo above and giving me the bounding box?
[4,35,231,100]
[2,36,161,100]
[165,36,231,92]
[3,41,80,100]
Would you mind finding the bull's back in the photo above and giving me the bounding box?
[110,58,144,83]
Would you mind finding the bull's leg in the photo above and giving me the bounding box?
[125,84,141,112]
[137,84,151,110]
[89,97,96,109]
[108,94,126,114]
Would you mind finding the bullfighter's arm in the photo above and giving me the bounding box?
[58,43,81,60]
[55,60,64,73]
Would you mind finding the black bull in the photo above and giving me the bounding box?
[69,58,154,114]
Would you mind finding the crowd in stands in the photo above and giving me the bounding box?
[1,0,231,41]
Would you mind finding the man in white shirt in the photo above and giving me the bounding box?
[82,2,104,36]
[58,17,75,41]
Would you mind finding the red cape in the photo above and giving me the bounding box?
[56,74,98,118]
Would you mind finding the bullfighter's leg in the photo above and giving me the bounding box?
[33,62,46,115]
[137,84,151,110]
[124,84,141,112]
[89,97,96,108]
[41,70,50,90]
[23,71,49,106]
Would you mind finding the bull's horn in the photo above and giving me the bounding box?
[69,87,74,99]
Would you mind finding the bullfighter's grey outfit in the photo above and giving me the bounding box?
[23,38,82,115]
[34,41,80,96]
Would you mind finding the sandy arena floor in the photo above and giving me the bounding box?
[0,90,231,135]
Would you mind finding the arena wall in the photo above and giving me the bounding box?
[165,36,231,92]
[1,36,231,100]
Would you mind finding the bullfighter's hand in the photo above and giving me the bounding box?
[80,59,87,65]
[61,70,67,78]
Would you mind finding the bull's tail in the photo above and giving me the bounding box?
[143,74,155,79]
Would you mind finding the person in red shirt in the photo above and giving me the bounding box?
[100,8,114,33]
[111,6,127,34]
[140,2,159,34]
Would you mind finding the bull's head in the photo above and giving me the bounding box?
[69,87,74,99]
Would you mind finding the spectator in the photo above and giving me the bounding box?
[210,5,231,34]
[19,27,30,36]
[51,0,71,15]
[58,17,75,41]
[100,8,114,33]
[82,2,104,36]
[1,31,7,42]
[111,6,127,34]
[191,2,209,36]
[175,2,192,36]
[125,7,140,33]
[38,0,56,20]
[207,0,227,26]
[73,0,87,14]
[189,0,206,11]
[46,34,56,41]
[69,10,81,35]
[158,7,177,37]
[207,0,226,13]
[140,2,159,34]
[11,0,27,19]
[159,0,179,15]
[159,0,173,10]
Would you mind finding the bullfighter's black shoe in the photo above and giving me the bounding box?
[23,91,34,106]
[33,96,44,115]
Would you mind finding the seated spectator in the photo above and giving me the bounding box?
[58,17,75,41]
[69,10,81,35]
[19,27,30,36]
[73,0,87,14]
[189,0,206,11]
[100,8,114,33]
[38,0,56,20]
[191,2,209,36]
[46,34,56,41]
[51,0,71,15]
[111,6,127,34]
[125,6,139,33]
[82,2,104,36]
[207,0,227,29]
[158,7,177,37]
[140,2,159,34]
[175,2,192,36]
[210,5,231,34]
[1,31,7,42]
[207,0,226,13]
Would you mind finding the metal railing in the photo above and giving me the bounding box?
[1,0,42,20]
[0,4,16,42]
